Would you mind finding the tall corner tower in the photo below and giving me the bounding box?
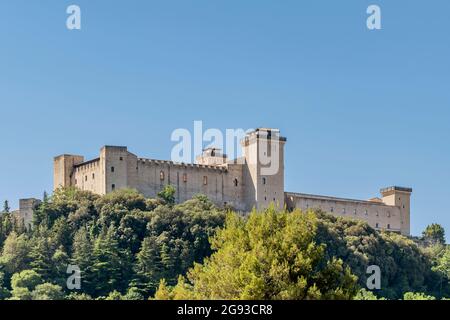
[381,186,413,236]
[101,146,138,194]
[241,128,286,211]
[53,154,84,190]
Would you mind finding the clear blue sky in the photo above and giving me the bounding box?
[1,1,449,241]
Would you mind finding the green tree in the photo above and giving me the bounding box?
[157,185,176,205]
[66,292,93,300]
[32,283,65,300]
[10,269,43,299]
[123,287,144,300]
[71,227,94,293]
[43,191,49,203]
[157,208,358,300]
[51,246,70,287]
[422,224,446,245]
[403,292,436,300]
[91,225,129,296]
[0,232,31,276]
[51,217,73,253]
[0,272,11,300]
[9,287,32,300]
[2,200,10,213]
[132,236,163,295]
[313,211,442,299]
[29,229,55,281]
[433,246,450,296]
[105,290,124,300]
[435,246,450,279]
[354,289,385,300]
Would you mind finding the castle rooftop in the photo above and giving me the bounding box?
[380,186,413,194]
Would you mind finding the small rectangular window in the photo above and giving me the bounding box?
[112,184,116,191]
[111,167,115,173]
[203,176,208,185]
[92,173,95,179]
[183,173,187,183]
[85,175,88,181]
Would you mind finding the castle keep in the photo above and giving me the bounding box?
[53,128,412,236]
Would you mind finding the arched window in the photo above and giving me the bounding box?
[203,176,208,185]
[183,173,187,183]
[160,171,165,181]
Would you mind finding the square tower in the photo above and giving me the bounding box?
[381,186,412,236]
[101,146,139,194]
[241,128,286,211]
[53,154,84,190]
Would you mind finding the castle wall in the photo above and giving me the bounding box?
[132,158,246,211]
[72,158,103,194]
[285,192,403,233]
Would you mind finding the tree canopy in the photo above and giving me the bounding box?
[0,188,448,300]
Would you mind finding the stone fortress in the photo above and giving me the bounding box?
[49,128,412,236]
[14,128,412,236]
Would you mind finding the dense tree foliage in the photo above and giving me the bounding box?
[0,187,225,300]
[313,213,447,299]
[422,223,446,246]
[155,208,450,300]
[0,188,448,300]
[156,208,359,300]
